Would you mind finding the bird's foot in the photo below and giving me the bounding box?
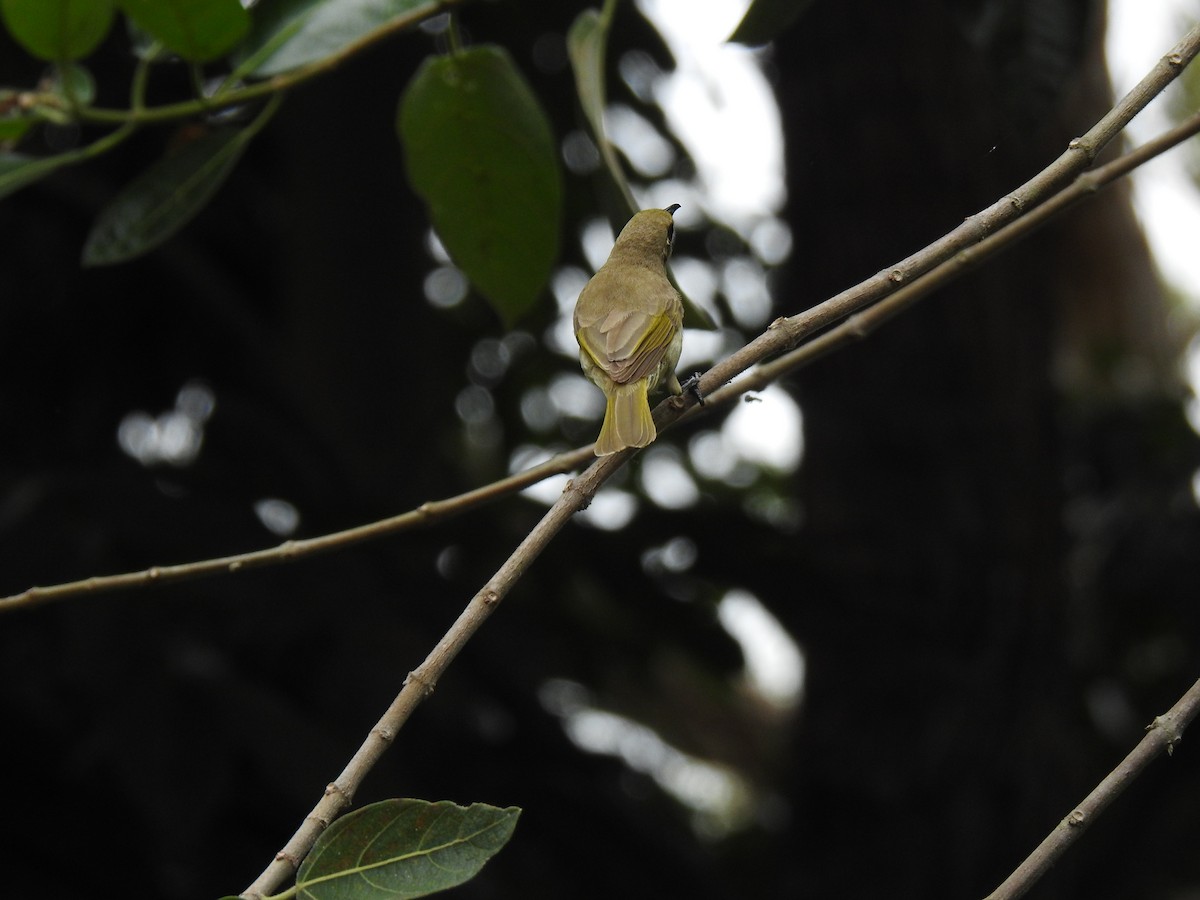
[681,372,706,406]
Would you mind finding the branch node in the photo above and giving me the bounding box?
[275,849,301,866]
[1064,809,1086,827]
[306,809,332,829]
[888,269,904,283]
[1067,135,1100,164]
[147,566,161,581]
[1147,712,1184,755]
[405,668,436,697]
[373,724,396,745]
[324,781,351,803]
[1167,52,1185,67]
[481,589,501,607]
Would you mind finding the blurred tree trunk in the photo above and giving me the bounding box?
[768,0,1198,895]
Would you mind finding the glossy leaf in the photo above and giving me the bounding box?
[237,0,439,78]
[82,125,254,265]
[398,45,562,325]
[115,0,249,62]
[728,0,814,45]
[0,0,115,61]
[296,799,521,899]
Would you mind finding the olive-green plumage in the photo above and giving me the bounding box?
[574,206,684,456]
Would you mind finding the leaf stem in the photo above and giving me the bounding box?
[75,0,466,127]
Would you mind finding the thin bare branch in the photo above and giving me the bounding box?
[239,451,625,899]
[13,103,1199,618]
[13,25,1200,617]
[983,677,1200,900]
[660,22,1200,430]
[0,445,594,613]
[686,108,1200,407]
[240,23,1200,899]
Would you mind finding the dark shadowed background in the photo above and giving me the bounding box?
[3,1,1200,897]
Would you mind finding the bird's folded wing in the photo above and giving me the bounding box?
[577,309,674,385]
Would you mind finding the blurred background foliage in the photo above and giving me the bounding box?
[3,0,1200,898]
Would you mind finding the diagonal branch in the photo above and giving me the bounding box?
[239,21,1200,900]
[10,83,1200,618]
[239,451,625,899]
[683,107,1200,411]
[663,21,1200,429]
[983,677,1200,900]
[0,446,593,613]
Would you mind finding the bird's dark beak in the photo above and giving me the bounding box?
[664,203,681,216]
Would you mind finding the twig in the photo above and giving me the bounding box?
[686,108,1200,407]
[0,445,594,612]
[240,23,1200,899]
[70,1,468,126]
[239,451,625,899]
[12,27,1200,616]
[661,22,1200,430]
[14,107,1200,617]
[983,677,1200,900]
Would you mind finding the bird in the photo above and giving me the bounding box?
[574,204,685,456]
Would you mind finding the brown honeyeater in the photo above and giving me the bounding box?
[574,205,684,456]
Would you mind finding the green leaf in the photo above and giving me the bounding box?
[0,118,33,142]
[0,151,74,199]
[566,6,639,214]
[297,799,521,899]
[115,0,249,62]
[81,125,253,265]
[0,0,115,61]
[398,45,562,325]
[0,88,36,140]
[566,8,609,162]
[52,60,98,105]
[727,0,814,46]
[236,0,440,79]
[567,8,713,330]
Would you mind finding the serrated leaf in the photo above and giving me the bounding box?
[297,799,521,900]
[0,151,74,199]
[81,125,252,265]
[0,0,115,61]
[115,0,248,62]
[397,45,562,325]
[727,0,814,46]
[236,0,439,79]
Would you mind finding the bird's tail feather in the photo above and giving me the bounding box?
[595,381,655,455]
